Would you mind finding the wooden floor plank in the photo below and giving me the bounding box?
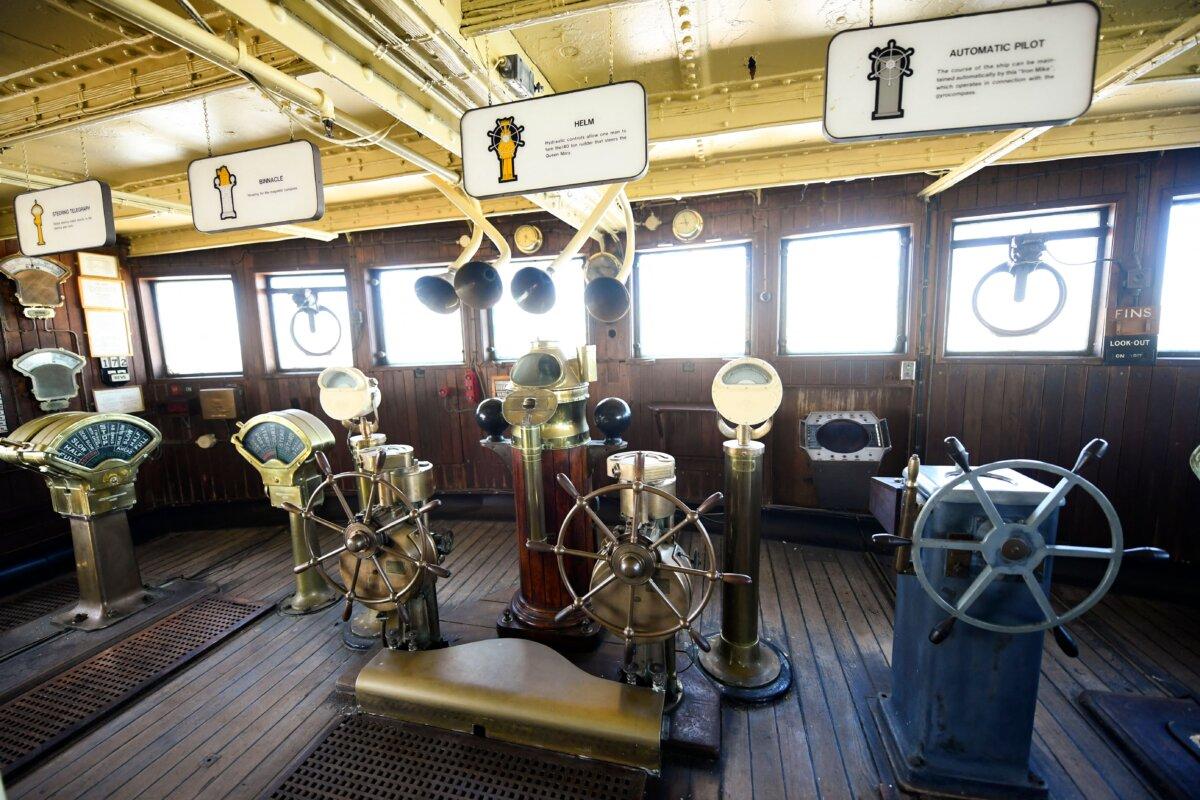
[4,519,1198,800]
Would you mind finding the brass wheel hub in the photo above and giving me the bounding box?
[610,543,656,586]
[345,522,379,558]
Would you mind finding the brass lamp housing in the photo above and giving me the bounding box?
[1,411,162,517]
[503,341,598,449]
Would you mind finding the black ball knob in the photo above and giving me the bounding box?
[475,398,509,440]
[594,397,631,443]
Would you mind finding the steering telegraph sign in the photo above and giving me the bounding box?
[14,180,116,257]
[460,81,648,199]
[824,2,1100,141]
[188,140,324,233]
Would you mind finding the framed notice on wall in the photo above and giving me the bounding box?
[77,251,120,278]
[823,1,1100,141]
[83,308,133,357]
[78,276,127,310]
[93,386,145,414]
[460,81,648,199]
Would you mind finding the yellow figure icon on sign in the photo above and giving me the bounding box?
[30,199,45,246]
[213,165,238,220]
[487,117,525,184]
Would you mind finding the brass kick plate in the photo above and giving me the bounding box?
[355,638,665,773]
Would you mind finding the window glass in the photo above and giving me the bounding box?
[634,244,749,358]
[945,209,1109,354]
[782,227,908,354]
[266,272,353,371]
[151,276,243,375]
[490,257,586,360]
[374,267,465,365]
[1158,197,1200,354]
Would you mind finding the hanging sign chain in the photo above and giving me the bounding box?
[78,127,90,179]
[202,96,214,157]
[869,0,875,27]
[21,143,30,189]
[608,9,615,84]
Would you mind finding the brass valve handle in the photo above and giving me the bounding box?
[531,453,747,652]
[286,451,447,616]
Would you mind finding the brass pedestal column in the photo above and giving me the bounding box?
[282,507,341,615]
[698,436,792,702]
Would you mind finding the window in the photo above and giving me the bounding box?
[373,266,465,365]
[945,208,1109,355]
[782,227,909,354]
[265,272,353,371]
[150,276,243,375]
[633,243,750,358]
[490,257,586,360]
[1158,196,1200,354]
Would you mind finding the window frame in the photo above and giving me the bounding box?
[1154,192,1200,358]
[260,270,352,374]
[778,224,912,357]
[631,240,753,360]
[939,204,1113,360]
[485,255,589,363]
[369,263,468,368]
[144,273,245,378]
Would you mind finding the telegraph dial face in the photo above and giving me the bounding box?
[0,254,70,315]
[712,357,783,426]
[56,418,155,469]
[240,420,308,467]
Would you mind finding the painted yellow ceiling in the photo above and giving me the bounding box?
[0,0,1198,255]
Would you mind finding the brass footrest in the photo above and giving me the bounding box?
[355,638,664,772]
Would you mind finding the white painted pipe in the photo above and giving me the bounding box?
[450,222,485,271]
[548,182,625,274]
[427,175,512,270]
[85,0,459,184]
[615,190,635,283]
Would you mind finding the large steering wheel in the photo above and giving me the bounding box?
[526,452,748,651]
[284,452,448,619]
[910,438,1122,635]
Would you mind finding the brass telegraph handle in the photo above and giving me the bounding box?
[528,451,748,653]
[284,451,447,619]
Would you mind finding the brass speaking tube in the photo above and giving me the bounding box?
[894,454,921,573]
[427,175,511,310]
[515,422,545,542]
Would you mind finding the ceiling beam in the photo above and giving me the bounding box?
[919,13,1200,198]
[459,0,656,37]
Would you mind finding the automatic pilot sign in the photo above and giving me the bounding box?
[868,39,914,120]
[213,165,238,220]
[487,117,525,183]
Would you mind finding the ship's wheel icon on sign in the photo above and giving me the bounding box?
[487,117,525,183]
[868,39,914,120]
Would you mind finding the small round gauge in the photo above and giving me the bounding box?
[722,362,772,386]
[513,224,544,254]
[241,420,307,466]
[712,357,782,426]
[56,419,156,468]
[671,209,704,242]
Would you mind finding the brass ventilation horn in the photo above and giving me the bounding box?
[584,191,635,323]
[423,176,511,311]
[415,218,484,314]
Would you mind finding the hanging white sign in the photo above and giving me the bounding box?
[460,81,648,199]
[188,140,323,233]
[823,1,1100,142]
[13,180,116,257]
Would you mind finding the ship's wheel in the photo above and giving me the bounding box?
[285,452,449,620]
[527,452,750,652]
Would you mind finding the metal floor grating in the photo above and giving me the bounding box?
[0,595,268,779]
[265,713,648,800]
[0,578,80,632]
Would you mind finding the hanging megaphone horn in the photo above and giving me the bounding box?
[584,191,634,323]
[425,176,510,310]
[415,222,483,314]
[509,182,623,315]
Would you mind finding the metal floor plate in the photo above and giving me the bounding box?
[0,578,79,632]
[0,595,269,780]
[265,712,648,800]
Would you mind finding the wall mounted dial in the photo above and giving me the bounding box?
[513,224,544,254]
[672,208,704,242]
[1,254,71,318]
